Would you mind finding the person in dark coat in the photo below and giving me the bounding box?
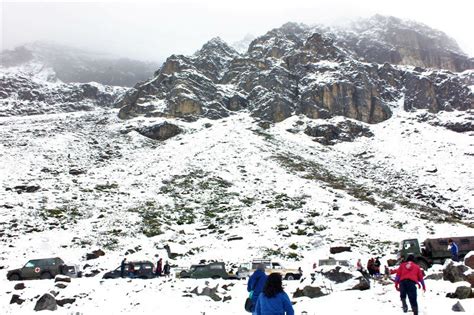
[367,258,375,276]
[163,261,171,277]
[120,258,127,278]
[247,263,268,314]
[395,254,426,315]
[448,239,459,262]
[255,273,294,315]
[156,258,163,277]
[374,257,381,277]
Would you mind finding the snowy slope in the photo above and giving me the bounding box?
[0,104,472,314]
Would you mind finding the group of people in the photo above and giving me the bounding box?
[246,264,294,315]
[120,257,171,278]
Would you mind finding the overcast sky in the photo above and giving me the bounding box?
[1,0,473,62]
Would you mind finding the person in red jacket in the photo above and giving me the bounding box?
[395,255,426,315]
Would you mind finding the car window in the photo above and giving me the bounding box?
[195,266,206,272]
[272,263,281,268]
[209,264,223,270]
[25,261,36,268]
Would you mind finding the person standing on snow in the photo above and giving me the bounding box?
[120,258,127,278]
[374,257,382,277]
[254,273,294,315]
[163,261,171,277]
[156,258,163,277]
[448,239,459,262]
[394,254,426,315]
[247,263,268,314]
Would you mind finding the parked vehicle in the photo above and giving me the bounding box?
[237,258,302,280]
[179,262,236,279]
[316,258,350,268]
[398,236,474,269]
[7,257,81,281]
[103,260,155,279]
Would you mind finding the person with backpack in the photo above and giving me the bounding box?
[247,264,268,314]
[254,273,294,315]
[394,254,426,315]
[448,239,459,262]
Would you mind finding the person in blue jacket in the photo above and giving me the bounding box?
[448,239,459,262]
[255,272,294,315]
[247,264,268,314]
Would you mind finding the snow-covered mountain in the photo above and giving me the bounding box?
[1,42,159,87]
[0,15,473,314]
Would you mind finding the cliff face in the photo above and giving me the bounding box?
[116,17,473,124]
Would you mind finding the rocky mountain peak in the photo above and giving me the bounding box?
[116,17,473,125]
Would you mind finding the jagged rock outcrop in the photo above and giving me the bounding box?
[116,17,472,124]
[136,122,182,141]
[305,120,374,145]
[335,15,473,72]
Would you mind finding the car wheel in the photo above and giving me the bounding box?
[8,273,21,281]
[285,274,295,280]
[40,272,52,280]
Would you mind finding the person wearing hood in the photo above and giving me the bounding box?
[394,255,426,315]
[254,273,294,315]
[247,263,268,314]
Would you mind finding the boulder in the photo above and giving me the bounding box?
[453,286,473,299]
[464,252,474,269]
[135,122,181,141]
[56,298,76,307]
[191,285,222,302]
[452,301,465,312]
[351,277,370,290]
[387,259,397,267]
[14,282,25,290]
[443,261,469,283]
[330,246,351,254]
[34,293,57,311]
[55,283,67,289]
[322,266,354,283]
[10,294,25,305]
[425,273,443,280]
[293,286,326,298]
[304,121,373,146]
[86,249,105,260]
[55,275,71,283]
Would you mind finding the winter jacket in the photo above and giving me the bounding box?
[247,270,268,307]
[449,242,459,256]
[255,291,294,315]
[395,261,425,289]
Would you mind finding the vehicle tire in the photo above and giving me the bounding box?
[179,271,189,279]
[40,272,52,280]
[416,259,429,270]
[8,273,21,281]
[285,274,295,280]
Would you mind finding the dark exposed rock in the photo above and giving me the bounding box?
[387,259,397,267]
[8,185,40,193]
[322,266,353,283]
[56,298,76,307]
[86,249,105,260]
[330,246,351,254]
[135,122,182,141]
[351,277,370,290]
[55,283,67,289]
[55,276,71,283]
[465,253,474,269]
[447,286,474,299]
[425,273,443,280]
[223,296,232,302]
[10,294,25,305]
[293,285,326,298]
[305,120,373,145]
[34,293,57,311]
[69,168,86,175]
[452,301,466,312]
[443,262,469,283]
[14,283,25,290]
[190,285,222,302]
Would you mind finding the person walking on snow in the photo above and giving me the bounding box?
[247,263,268,314]
[254,273,294,315]
[163,261,171,277]
[448,239,459,262]
[395,254,426,315]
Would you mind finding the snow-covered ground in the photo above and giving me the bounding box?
[0,104,473,314]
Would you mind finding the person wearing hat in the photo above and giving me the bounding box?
[394,254,426,315]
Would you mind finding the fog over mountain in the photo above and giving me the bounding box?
[2,0,473,62]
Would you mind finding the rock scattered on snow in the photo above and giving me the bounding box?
[34,293,58,311]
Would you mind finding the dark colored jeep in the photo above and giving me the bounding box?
[7,257,80,281]
[179,262,234,279]
[103,261,155,279]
